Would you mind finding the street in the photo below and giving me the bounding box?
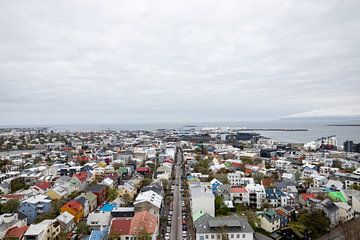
[170,149,183,240]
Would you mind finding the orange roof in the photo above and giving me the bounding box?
[230,187,247,193]
[111,218,132,235]
[130,211,157,235]
[5,226,29,239]
[301,193,316,201]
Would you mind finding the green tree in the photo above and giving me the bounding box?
[76,221,90,235]
[252,172,264,183]
[106,188,118,201]
[140,178,152,189]
[0,199,20,213]
[10,178,27,193]
[298,209,330,238]
[215,196,230,216]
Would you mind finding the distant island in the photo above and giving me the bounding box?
[239,128,308,132]
[327,124,360,127]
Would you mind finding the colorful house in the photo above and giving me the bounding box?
[60,200,84,223]
[86,184,108,206]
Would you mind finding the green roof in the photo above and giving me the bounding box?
[193,210,206,222]
[328,191,347,203]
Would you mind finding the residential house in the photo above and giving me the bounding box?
[109,217,132,240]
[46,186,68,200]
[209,179,223,195]
[86,184,108,206]
[118,181,137,202]
[134,190,163,218]
[194,213,254,240]
[4,226,29,240]
[86,211,111,230]
[129,211,158,240]
[342,189,360,213]
[72,172,89,191]
[333,202,354,223]
[18,195,52,224]
[74,196,90,217]
[0,213,27,239]
[317,199,339,228]
[24,219,61,240]
[32,181,52,195]
[257,209,281,233]
[229,187,249,205]
[56,211,75,232]
[78,192,97,212]
[60,200,84,223]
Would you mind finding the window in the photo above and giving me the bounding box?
[206,235,209,239]
[211,235,214,239]
[242,234,246,238]
[231,234,234,238]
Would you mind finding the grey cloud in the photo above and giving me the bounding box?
[0,0,360,124]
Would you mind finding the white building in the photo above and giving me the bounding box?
[245,184,265,209]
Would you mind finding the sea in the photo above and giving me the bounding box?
[1,120,360,145]
[38,120,360,144]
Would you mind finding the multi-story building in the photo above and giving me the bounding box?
[18,195,52,224]
[194,213,254,240]
[245,184,265,209]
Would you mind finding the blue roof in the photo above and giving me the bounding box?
[100,203,117,212]
[89,228,109,240]
[265,189,277,200]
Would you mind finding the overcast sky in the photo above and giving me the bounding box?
[0,0,360,125]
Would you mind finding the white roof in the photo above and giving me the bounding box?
[23,194,51,204]
[56,211,74,224]
[86,211,111,226]
[134,190,163,209]
[101,177,114,186]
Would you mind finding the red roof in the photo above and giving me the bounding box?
[74,172,88,182]
[261,178,274,187]
[110,218,132,235]
[275,209,287,216]
[137,167,151,172]
[34,181,52,190]
[63,200,83,211]
[1,194,25,201]
[130,211,157,235]
[230,187,247,193]
[5,226,29,239]
[301,193,316,201]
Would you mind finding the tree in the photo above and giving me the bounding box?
[252,172,264,183]
[112,162,122,170]
[122,193,131,206]
[215,196,230,216]
[298,209,330,238]
[76,221,90,235]
[133,220,152,240]
[0,199,19,213]
[140,178,152,189]
[10,178,27,193]
[106,188,118,201]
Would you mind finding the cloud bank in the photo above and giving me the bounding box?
[0,0,359,124]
